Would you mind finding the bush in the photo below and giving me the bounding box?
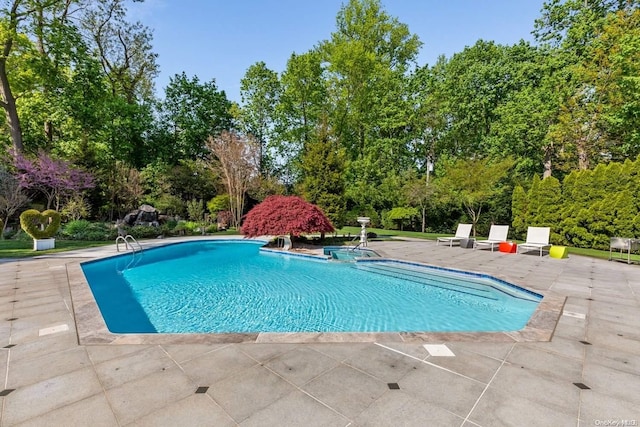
[2,226,18,240]
[344,206,381,228]
[61,221,113,241]
[61,197,91,221]
[152,194,185,216]
[186,199,204,221]
[12,229,33,241]
[207,194,230,214]
[62,220,92,237]
[383,207,419,230]
[19,209,61,239]
[127,225,162,239]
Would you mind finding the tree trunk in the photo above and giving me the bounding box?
[543,145,553,179]
[0,1,24,153]
[577,139,589,170]
[1,216,8,240]
[44,121,53,144]
[0,57,24,153]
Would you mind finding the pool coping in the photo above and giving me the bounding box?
[67,242,566,345]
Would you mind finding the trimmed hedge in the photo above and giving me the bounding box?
[19,209,61,239]
[513,157,640,249]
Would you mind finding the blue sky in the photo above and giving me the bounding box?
[130,1,546,103]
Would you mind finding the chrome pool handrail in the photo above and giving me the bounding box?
[116,235,143,252]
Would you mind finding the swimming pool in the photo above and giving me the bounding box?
[80,240,541,334]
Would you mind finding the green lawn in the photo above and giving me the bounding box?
[0,240,113,259]
[335,226,441,240]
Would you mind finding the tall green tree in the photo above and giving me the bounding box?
[320,0,421,211]
[534,0,640,173]
[438,157,515,236]
[239,61,280,176]
[0,0,88,153]
[580,8,640,161]
[82,0,159,167]
[297,117,347,228]
[409,58,448,172]
[276,50,327,182]
[434,41,551,161]
[403,169,436,233]
[160,72,232,163]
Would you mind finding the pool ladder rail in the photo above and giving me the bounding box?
[115,235,144,273]
[115,234,143,253]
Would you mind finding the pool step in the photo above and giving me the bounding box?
[355,263,539,302]
[330,249,379,261]
[354,263,498,301]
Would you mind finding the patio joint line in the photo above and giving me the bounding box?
[374,343,484,385]
[262,363,350,421]
[461,344,516,426]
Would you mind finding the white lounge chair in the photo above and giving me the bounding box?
[436,223,472,247]
[474,225,509,252]
[517,227,551,257]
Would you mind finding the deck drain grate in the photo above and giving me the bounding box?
[387,383,400,390]
[2,345,16,349]
[195,386,209,394]
[579,341,592,345]
[0,389,15,396]
[573,383,590,390]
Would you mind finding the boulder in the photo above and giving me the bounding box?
[122,205,159,227]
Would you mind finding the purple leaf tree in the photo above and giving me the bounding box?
[12,150,95,211]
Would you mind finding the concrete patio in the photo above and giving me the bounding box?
[0,237,638,426]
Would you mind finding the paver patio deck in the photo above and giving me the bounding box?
[0,236,638,426]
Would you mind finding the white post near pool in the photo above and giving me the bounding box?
[357,217,370,247]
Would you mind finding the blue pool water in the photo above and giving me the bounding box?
[80,240,541,334]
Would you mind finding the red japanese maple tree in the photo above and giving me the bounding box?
[242,195,334,238]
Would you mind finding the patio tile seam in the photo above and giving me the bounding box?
[108,365,199,424]
[374,343,487,386]
[151,388,236,425]
[465,349,582,425]
[338,358,404,385]
[1,350,9,395]
[4,346,90,390]
[235,345,299,367]
[13,390,113,426]
[257,364,356,423]
[1,366,107,425]
[159,342,234,366]
[97,354,190,393]
[79,346,124,423]
[522,339,588,362]
[260,354,339,390]
[462,344,521,425]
